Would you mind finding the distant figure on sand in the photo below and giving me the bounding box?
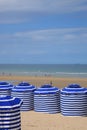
[50,81,52,85]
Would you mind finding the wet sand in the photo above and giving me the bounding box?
[0,75,87,130]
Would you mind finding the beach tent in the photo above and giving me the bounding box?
[61,84,87,116]
[0,81,13,96]
[11,82,36,111]
[0,95,22,129]
[34,84,60,114]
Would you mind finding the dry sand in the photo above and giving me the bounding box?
[0,75,87,88]
[0,75,87,130]
[21,111,87,130]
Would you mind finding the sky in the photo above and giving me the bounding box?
[0,0,87,64]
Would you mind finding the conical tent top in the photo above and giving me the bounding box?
[0,81,13,89]
[61,84,87,94]
[34,84,59,94]
[0,95,22,110]
[12,82,36,92]
[18,82,30,86]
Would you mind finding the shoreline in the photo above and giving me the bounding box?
[0,71,87,78]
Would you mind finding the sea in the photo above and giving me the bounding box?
[0,64,87,78]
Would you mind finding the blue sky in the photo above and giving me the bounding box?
[0,0,87,64]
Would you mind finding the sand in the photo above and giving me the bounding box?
[0,75,87,88]
[21,112,87,130]
[0,75,87,130]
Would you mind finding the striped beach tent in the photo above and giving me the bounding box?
[34,84,60,114]
[0,81,13,96]
[0,95,22,130]
[61,84,87,116]
[11,82,36,111]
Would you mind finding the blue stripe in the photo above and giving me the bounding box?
[0,124,21,130]
[0,117,20,122]
[0,113,20,118]
[0,110,20,114]
[0,106,20,110]
[0,121,21,126]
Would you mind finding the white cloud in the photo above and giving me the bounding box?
[13,27,87,43]
[0,27,87,47]
[0,0,86,23]
[0,0,87,13]
[0,27,87,63]
[0,18,26,24]
[63,34,77,40]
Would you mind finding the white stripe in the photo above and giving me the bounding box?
[0,115,20,120]
[0,123,21,128]
[0,119,21,124]
[0,111,20,116]
[0,108,20,112]
[0,97,15,102]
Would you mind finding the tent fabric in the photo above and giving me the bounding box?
[60,84,87,116]
[61,84,87,94]
[11,82,36,111]
[0,81,13,96]
[34,84,60,114]
[0,95,22,129]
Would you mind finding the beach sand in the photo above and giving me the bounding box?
[0,75,87,88]
[21,111,87,130]
[0,75,87,130]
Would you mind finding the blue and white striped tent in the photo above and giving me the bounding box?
[61,84,87,116]
[0,81,13,96]
[34,84,60,114]
[11,82,36,111]
[0,95,22,130]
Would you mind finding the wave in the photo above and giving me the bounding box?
[19,71,87,78]
[55,72,87,75]
[20,71,87,75]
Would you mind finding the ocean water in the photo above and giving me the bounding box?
[0,64,87,78]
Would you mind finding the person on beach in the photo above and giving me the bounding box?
[50,81,52,85]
